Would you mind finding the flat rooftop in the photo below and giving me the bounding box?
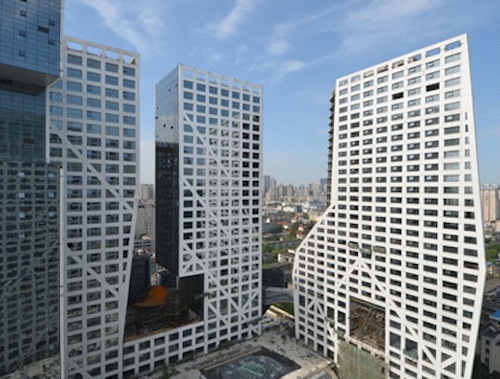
[143,311,335,379]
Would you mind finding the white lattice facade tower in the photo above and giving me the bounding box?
[49,37,140,378]
[118,65,262,376]
[293,34,485,379]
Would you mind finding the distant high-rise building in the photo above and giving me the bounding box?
[0,0,62,375]
[270,177,277,189]
[293,35,485,379]
[481,185,500,223]
[264,175,272,193]
[117,64,263,376]
[135,203,155,239]
[319,178,328,193]
[140,183,155,201]
[48,37,140,378]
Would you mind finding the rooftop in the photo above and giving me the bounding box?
[490,310,500,321]
[142,312,335,379]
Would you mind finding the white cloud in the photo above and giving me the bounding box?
[268,38,290,56]
[209,0,258,39]
[349,0,437,25]
[257,6,341,78]
[138,2,165,37]
[266,6,341,57]
[251,0,448,80]
[281,60,306,74]
[267,23,293,56]
[338,0,444,53]
[265,59,308,82]
[80,0,166,55]
[246,55,309,82]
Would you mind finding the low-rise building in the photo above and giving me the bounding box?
[478,313,500,374]
[476,280,500,375]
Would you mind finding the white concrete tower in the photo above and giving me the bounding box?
[48,36,140,378]
[293,34,485,379]
[119,65,263,377]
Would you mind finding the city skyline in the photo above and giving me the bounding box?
[64,0,500,186]
[1,2,497,379]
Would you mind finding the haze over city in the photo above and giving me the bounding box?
[64,0,500,186]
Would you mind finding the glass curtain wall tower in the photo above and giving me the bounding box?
[0,0,62,376]
[293,35,485,379]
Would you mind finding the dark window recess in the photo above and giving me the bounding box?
[38,26,49,33]
[392,92,404,100]
[426,83,440,92]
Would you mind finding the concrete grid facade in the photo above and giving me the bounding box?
[119,65,262,377]
[293,34,485,379]
[48,36,139,378]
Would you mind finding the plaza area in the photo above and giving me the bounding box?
[162,311,336,379]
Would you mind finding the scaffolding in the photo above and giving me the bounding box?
[349,298,385,351]
[338,340,386,379]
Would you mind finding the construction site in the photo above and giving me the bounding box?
[125,270,204,340]
[349,298,385,351]
[338,341,386,379]
[336,298,387,379]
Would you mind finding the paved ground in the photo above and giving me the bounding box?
[162,311,336,379]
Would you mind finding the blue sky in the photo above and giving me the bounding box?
[64,0,500,186]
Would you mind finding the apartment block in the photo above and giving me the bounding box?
[135,204,155,239]
[0,0,62,375]
[120,65,262,377]
[481,184,500,223]
[48,37,140,378]
[139,183,155,201]
[293,34,485,379]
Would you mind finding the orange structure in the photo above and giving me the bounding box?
[135,286,168,307]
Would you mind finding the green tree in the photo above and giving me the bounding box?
[486,243,500,261]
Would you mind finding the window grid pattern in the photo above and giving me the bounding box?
[49,37,139,379]
[0,162,60,376]
[0,1,62,375]
[293,35,485,379]
[120,65,263,377]
[0,0,61,80]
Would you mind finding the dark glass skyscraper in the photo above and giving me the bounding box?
[0,0,62,375]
